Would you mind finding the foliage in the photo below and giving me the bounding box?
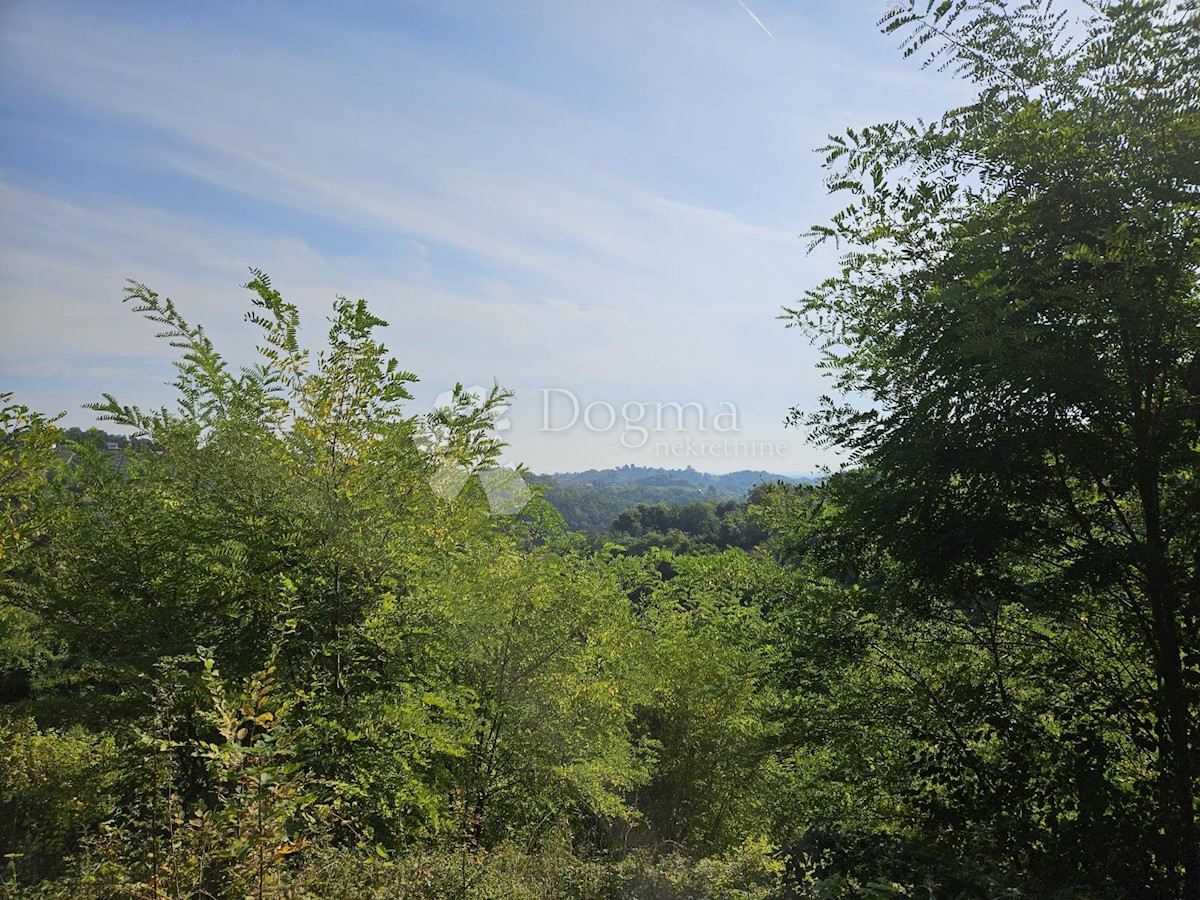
[530,468,800,532]
[606,497,770,556]
[784,0,1200,893]
[436,548,649,844]
[629,551,789,851]
[0,717,118,885]
[5,5,1199,896]
[0,398,66,695]
[1,273,790,897]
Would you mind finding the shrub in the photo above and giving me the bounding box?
[0,717,118,885]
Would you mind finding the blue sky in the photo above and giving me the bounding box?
[0,0,968,474]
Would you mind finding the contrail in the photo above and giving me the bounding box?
[736,0,776,40]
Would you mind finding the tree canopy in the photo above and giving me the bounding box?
[786,0,1200,892]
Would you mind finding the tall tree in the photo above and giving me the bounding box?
[788,1,1200,892]
[0,398,64,700]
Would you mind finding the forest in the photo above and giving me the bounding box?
[2,2,1199,898]
[526,468,800,533]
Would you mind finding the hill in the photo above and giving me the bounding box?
[527,465,809,531]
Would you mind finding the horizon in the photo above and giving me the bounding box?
[54,425,820,481]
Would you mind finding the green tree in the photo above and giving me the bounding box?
[0,397,65,697]
[6,271,695,896]
[416,545,649,847]
[9,273,517,851]
[633,551,787,852]
[787,1,1200,891]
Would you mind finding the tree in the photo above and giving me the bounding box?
[764,475,1165,894]
[6,271,686,893]
[787,1,1200,892]
[414,546,649,847]
[0,397,65,699]
[631,550,788,852]
[13,273,518,847]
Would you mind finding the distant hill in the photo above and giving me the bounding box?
[527,465,811,532]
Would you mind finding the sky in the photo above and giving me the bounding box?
[0,0,970,475]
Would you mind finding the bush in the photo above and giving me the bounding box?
[0,717,118,885]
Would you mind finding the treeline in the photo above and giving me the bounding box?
[528,467,802,533]
[600,493,771,557]
[543,466,795,493]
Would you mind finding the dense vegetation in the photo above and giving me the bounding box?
[2,2,1198,897]
[527,468,802,532]
[601,493,771,557]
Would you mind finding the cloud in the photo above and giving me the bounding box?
[0,360,150,383]
[736,0,777,40]
[0,0,967,471]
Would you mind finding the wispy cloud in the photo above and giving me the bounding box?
[0,0,966,471]
[736,0,777,41]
